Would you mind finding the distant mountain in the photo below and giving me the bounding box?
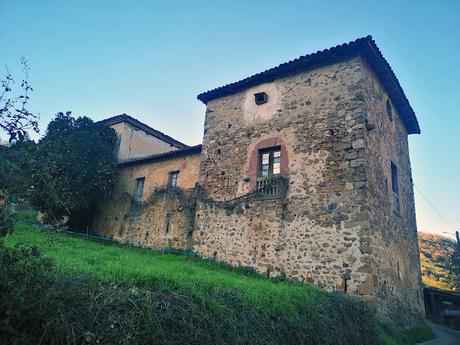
[419,232,457,290]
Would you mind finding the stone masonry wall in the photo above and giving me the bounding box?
[193,57,375,297]
[192,56,422,324]
[359,59,424,323]
[92,153,201,249]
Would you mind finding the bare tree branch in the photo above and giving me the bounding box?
[0,57,39,142]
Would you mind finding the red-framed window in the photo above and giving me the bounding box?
[259,146,281,177]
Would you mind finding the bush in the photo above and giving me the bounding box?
[0,243,381,345]
[0,204,14,237]
[16,208,38,223]
[377,322,434,345]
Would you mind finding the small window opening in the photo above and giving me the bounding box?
[165,218,170,234]
[254,92,268,105]
[396,261,401,279]
[134,177,145,201]
[386,99,393,121]
[169,171,179,188]
[259,146,281,177]
[391,162,400,214]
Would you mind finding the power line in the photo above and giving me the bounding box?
[413,183,457,232]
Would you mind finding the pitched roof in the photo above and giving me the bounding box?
[98,114,189,149]
[197,36,420,135]
[118,144,202,167]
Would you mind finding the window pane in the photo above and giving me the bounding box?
[273,163,280,174]
[273,150,281,158]
[170,172,179,187]
[262,153,269,164]
[135,178,145,201]
[261,164,269,176]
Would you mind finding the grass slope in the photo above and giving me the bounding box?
[1,224,432,344]
[5,224,325,312]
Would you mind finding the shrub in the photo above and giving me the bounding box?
[0,204,14,237]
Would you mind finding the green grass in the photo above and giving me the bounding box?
[2,224,434,345]
[5,223,325,314]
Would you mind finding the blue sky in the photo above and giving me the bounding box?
[1,0,459,237]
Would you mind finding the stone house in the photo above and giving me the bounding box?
[92,36,424,324]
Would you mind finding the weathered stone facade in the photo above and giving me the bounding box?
[92,150,201,249]
[360,59,424,322]
[92,36,423,325]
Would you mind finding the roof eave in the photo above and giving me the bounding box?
[118,144,202,167]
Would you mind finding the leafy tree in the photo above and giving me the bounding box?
[0,58,38,237]
[1,58,39,142]
[0,139,37,198]
[26,112,118,229]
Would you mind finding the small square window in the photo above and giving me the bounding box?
[254,92,268,105]
[169,171,179,187]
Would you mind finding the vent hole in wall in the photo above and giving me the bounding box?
[254,92,268,105]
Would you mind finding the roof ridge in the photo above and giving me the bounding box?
[98,114,189,149]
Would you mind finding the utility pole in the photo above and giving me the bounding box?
[456,231,460,252]
[456,231,460,291]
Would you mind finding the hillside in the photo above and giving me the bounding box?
[1,224,432,345]
[419,232,457,290]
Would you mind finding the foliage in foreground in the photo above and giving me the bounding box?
[1,224,432,345]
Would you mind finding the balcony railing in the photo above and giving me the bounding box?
[255,176,288,200]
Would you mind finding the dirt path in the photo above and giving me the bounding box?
[418,320,460,345]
